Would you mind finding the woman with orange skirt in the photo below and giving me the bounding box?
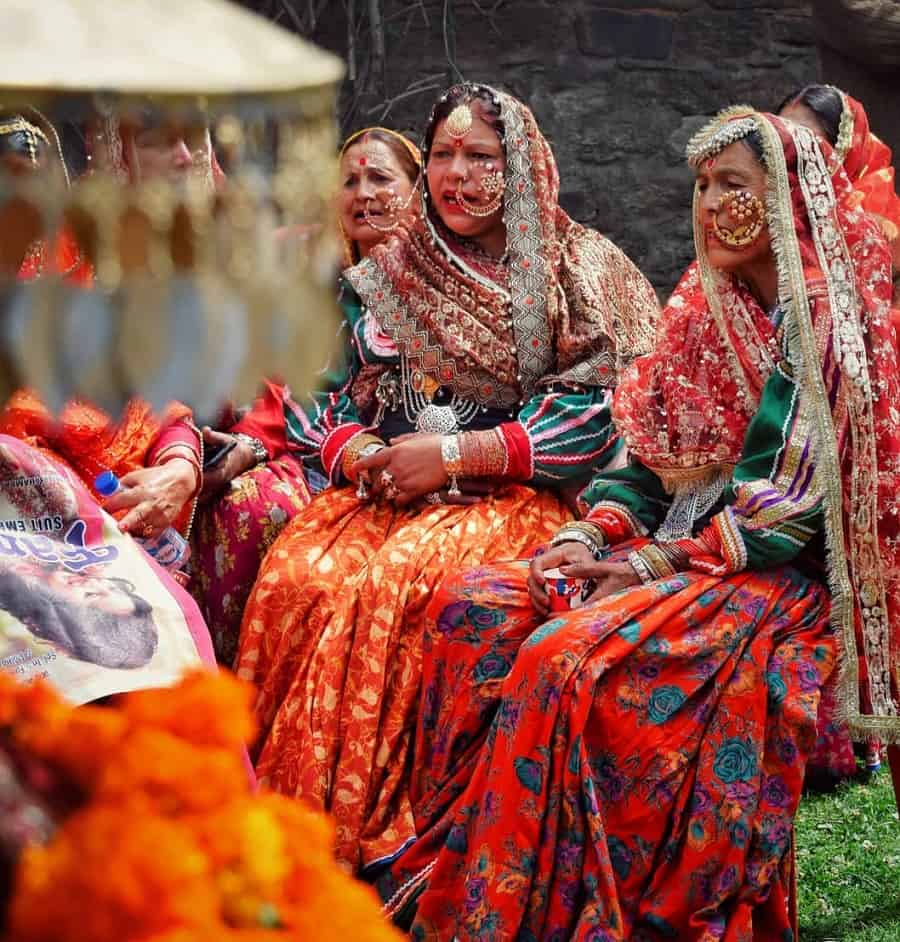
[235,83,660,872]
[374,109,900,939]
[190,126,422,666]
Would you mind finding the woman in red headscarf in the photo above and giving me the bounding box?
[780,84,900,782]
[373,109,900,939]
[780,84,900,321]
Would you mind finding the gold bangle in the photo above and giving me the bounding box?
[342,432,386,483]
[564,521,606,548]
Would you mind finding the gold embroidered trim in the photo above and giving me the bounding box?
[763,117,897,733]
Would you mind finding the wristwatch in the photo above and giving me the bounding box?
[233,433,268,466]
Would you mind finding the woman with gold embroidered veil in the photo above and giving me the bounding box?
[234,83,659,872]
[372,109,900,939]
[189,126,421,666]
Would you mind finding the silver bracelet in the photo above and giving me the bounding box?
[551,528,602,558]
[440,434,463,497]
[440,434,463,475]
[627,550,656,585]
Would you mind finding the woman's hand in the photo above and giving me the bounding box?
[527,541,595,615]
[102,459,197,538]
[353,433,449,506]
[558,555,641,604]
[198,427,257,502]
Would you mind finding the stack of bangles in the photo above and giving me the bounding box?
[439,429,508,497]
[627,542,690,584]
[342,432,387,498]
[550,520,606,559]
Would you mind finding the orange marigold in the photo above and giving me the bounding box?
[120,670,255,751]
[3,673,402,942]
[8,807,220,941]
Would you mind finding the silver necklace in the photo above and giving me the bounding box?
[399,354,480,434]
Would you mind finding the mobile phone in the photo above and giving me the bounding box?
[203,438,237,470]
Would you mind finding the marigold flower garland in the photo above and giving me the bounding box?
[0,671,401,942]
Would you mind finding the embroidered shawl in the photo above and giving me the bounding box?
[345,84,658,410]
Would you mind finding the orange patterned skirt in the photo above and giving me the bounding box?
[235,483,571,872]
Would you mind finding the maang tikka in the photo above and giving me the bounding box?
[445,102,474,141]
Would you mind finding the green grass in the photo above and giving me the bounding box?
[796,770,900,941]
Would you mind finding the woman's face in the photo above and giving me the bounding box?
[339,138,417,258]
[695,140,771,274]
[129,122,211,184]
[426,109,506,247]
[779,101,828,143]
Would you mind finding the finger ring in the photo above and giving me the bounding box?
[379,470,395,488]
[383,482,400,501]
[141,524,155,538]
[425,492,444,505]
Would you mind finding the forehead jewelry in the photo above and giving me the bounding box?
[445,102,474,141]
[712,189,766,249]
[0,118,49,167]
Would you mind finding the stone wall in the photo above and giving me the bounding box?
[247,1,821,296]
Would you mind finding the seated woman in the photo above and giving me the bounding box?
[0,113,205,570]
[779,84,900,782]
[375,109,900,939]
[234,83,660,872]
[0,112,202,559]
[189,127,422,666]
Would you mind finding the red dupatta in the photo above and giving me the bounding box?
[615,110,900,741]
[831,89,900,248]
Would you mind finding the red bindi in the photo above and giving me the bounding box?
[706,156,716,170]
[453,139,463,148]
[359,156,367,166]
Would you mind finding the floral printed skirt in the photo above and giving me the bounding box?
[234,484,571,873]
[375,556,834,941]
[189,455,311,667]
